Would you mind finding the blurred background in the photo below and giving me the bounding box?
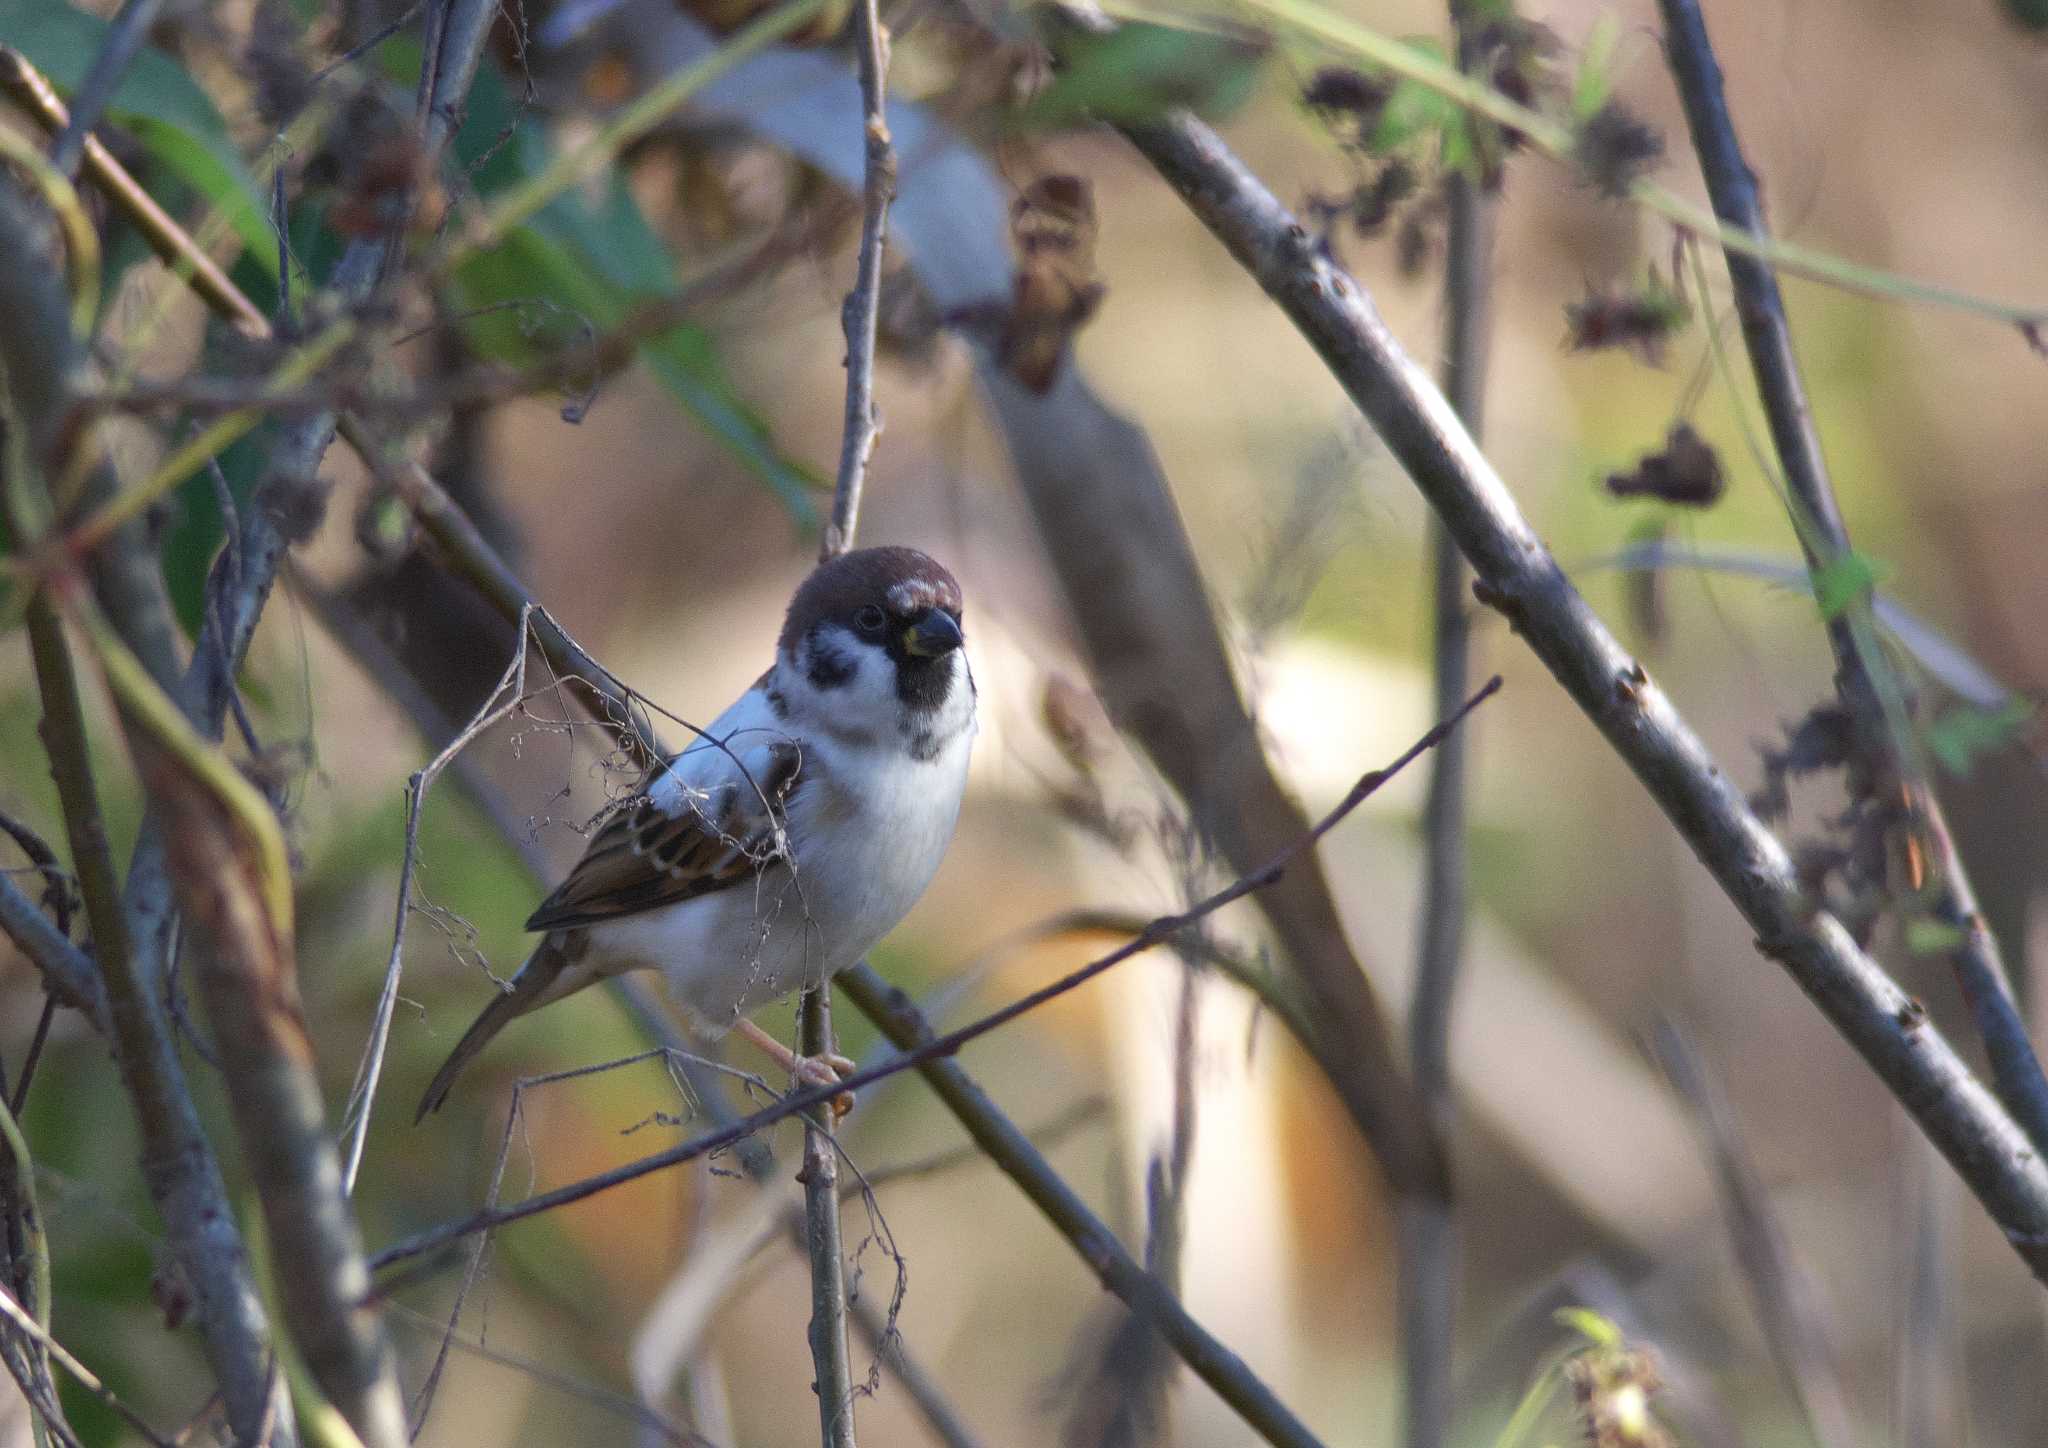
[2,0,2047,1443]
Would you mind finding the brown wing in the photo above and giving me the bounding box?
[525,739,802,931]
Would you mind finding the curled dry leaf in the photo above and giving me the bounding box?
[952,173,1105,393]
[1574,100,1665,198]
[1604,422,1724,507]
[1565,269,1691,364]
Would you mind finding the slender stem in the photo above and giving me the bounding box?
[798,987,857,1447]
[1655,0,2048,1156]
[821,0,896,562]
[182,0,496,740]
[0,1288,173,1448]
[0,874,105,1025]
[47,0,164,177]
[801,0,895,1433]
[27,590,297,1439]
[1653,1023,1857,1448]
[1114,107,2048,1282]
[1401,13,1493,1442]
[0,1084,63,1446]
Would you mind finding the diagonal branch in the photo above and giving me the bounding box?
[1113,106,2048,1283]
[835,966,1323,1448]
[1654,0,2048,1157]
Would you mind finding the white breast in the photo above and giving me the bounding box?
[585,662,974,1033]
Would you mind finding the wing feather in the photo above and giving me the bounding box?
[526,696,802,932]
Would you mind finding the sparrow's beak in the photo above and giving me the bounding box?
[902,608,964,658]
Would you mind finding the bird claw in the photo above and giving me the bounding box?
[794,1052,856,1120]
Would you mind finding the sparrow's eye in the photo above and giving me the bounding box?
[854,605,887,634]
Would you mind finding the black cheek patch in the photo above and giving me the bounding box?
[806,635,857,690]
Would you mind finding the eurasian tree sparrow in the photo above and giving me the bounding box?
[417,546,976,1119]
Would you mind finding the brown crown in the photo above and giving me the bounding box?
[778,546,963,655]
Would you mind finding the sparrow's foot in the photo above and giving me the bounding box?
[736,1019,857,1120]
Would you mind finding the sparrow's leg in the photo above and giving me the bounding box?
[735,1018,855,1119]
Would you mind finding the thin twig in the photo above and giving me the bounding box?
[0,1288,172,1448]
[0,1086,65,1446]
[802,0,896,1434]
[1654,0,2048,1160]
[408,1047,710,1440]
[1112,105,2048,1282]
[0,875,105,1027]
[821,0,896,561]
[352,436,663,765]
[1400,11,1494,1446]
[47,0,164,177]
[370,677,1495,1273]
[388,1305,707,1447]
[1651,1021,1857,1448]
[339,604,546,1195]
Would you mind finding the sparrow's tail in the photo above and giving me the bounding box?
[414,938,573,1122]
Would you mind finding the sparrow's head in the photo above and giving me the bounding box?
[776,547,973,750]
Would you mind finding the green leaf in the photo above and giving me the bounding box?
[0,0,277,291]
[1571,13,1622,120]
[1552,1306,1623,1349]
[1024,19,1270,128]
[1905,917,1967,955]
[1369,71,1463,153]
[446,57,818,514]
[1812,550,1887,619]
[1925,698,2036,776]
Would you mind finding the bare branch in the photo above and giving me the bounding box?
[183,0,497,738]
[116,659,406,1448]
[798,986,857,1448]
[0,875,104,1028]
[837,965,1325,1448]
[1401,12,1495,1445]
[0,1288,171,1448]
[804,0,898,1433]
[1112,106,2048,1282]
[1654,0,2048,1157]
[819,0,897,563]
